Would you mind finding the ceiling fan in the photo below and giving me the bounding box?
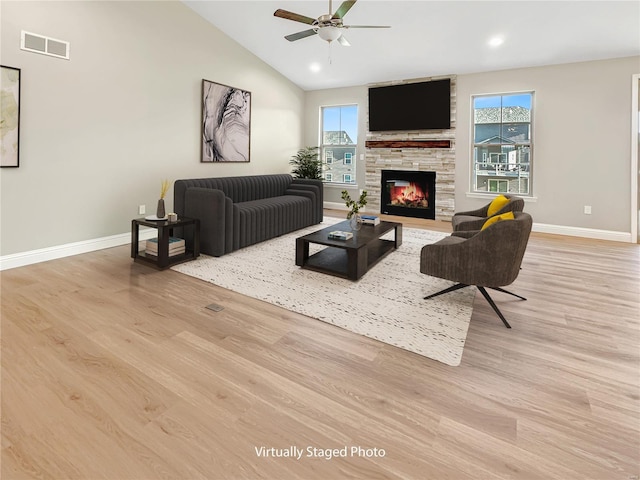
[274,0,390,46]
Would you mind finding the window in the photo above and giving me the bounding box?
[325,150,333,164]
[472,92,533,195]
[321,105,358,184]
[488,179,509,192]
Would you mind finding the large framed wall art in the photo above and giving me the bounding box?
[201,79,251,163]
[1,65,21,168]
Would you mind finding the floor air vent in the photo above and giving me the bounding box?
[21,31,70,60]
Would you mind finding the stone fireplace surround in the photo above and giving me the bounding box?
[364,75,456,221]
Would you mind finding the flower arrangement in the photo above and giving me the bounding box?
[341,190,368,219]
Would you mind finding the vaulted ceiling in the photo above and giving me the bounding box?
[183,1,640,91]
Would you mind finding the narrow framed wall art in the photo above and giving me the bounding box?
[1,65,21,168]
[201,79,251,163]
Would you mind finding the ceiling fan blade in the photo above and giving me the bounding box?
[337,34,351,47]
[274,9,317,25]
[284,29,318,42]
[332,0,357,19]
[343,25,391,29]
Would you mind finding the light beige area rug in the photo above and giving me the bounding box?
[172,218,474,366]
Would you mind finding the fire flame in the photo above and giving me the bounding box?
[389,182,428,208]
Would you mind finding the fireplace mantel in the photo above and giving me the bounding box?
[365,140,451,149]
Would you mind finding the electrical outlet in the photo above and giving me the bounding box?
[584,205,592,215]
[138,204,146,215]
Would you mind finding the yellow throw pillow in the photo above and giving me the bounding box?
[482,211,515,230]
[487,194,510,216]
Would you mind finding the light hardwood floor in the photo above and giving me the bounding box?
[2,211,639,479]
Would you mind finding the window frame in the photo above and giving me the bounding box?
[471,91,534,196]
[320,104,358,185]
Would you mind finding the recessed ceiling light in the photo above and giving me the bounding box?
[309,63,321,73]
[488,36,504,47]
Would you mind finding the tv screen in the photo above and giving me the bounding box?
[368,79,451,131]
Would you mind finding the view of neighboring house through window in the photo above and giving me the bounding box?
[472,92,533,195]
[321,105,358,184]
[325,150,333,164]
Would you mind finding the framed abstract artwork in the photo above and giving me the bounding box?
[1,65,21,168]
[201,79,251,163]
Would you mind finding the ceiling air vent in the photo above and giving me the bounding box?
[21,31,70,60]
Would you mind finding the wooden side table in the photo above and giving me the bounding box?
[131,216,200,270]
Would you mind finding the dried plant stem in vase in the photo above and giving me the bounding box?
[157,179,169,219]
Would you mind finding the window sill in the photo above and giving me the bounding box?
[323,182,360,189]
[466,192,538,202]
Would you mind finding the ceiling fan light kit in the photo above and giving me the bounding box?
[317,26,342,43]
[274,0,389,46]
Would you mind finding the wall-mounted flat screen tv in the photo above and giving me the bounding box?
[368,79,451,131]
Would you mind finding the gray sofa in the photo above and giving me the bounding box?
[174,174,323,257]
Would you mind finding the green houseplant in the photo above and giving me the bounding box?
[341,190,368,231]
[289,146,322,180]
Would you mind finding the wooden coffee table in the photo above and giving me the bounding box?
[295,220,403,280]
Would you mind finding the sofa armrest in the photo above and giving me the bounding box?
[290,178,323,223]
[285,187,320,223]
[184,187,233,257]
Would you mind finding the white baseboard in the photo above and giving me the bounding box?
[323,201,349,211]
[0,229,156,271]
[325,202,632,243]
[0,219,633,272]
[532,223,632,243]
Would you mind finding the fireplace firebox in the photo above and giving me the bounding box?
[380,170,436,220]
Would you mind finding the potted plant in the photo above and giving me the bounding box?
[341,189,367,230]
[289,146,322,180]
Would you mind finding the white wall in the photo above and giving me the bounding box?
[0,1,304,256]
[305,57,640,237]
[456,56,640,235]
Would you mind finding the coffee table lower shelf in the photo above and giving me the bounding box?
[301,240,396,279]
[295,220,403,281]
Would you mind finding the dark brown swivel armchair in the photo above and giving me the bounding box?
[420,212,533,328]
[452,194,525,231]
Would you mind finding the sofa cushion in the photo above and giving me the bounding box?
[235,195,313,248]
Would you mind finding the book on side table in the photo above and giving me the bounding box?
[146,236,185,257]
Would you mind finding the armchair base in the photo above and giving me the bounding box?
[424,283,527,328]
